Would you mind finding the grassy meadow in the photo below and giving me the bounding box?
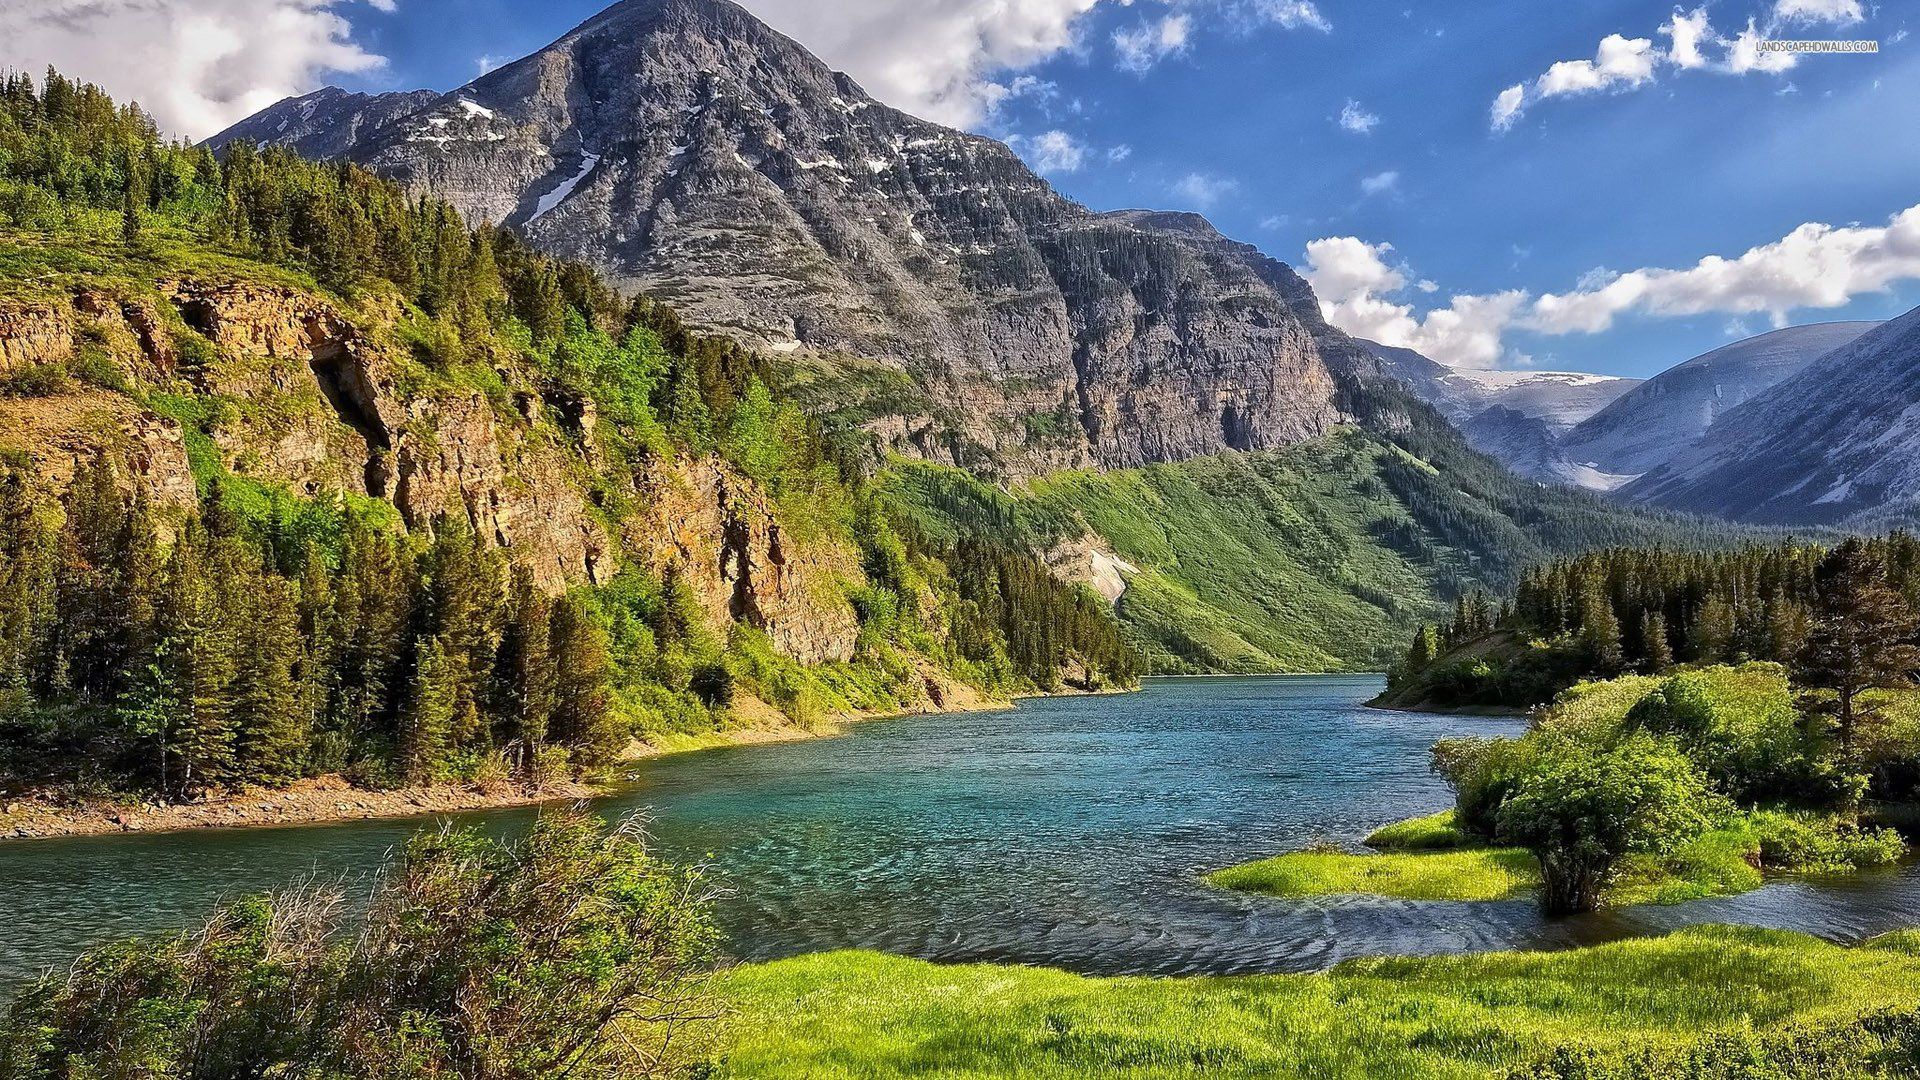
[715,926,1920,1079]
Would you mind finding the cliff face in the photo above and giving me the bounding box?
[0,279,859,662]
[212,0,1363,475]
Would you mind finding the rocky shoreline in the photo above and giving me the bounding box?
[0,774,601,841]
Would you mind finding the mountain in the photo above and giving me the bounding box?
[211,0,1369,476]
[1558,322,1878,487]
[1357,338,1638,483]
[209,86,441,160]
[1625,305,1920,524]
[1358,339,1639,433]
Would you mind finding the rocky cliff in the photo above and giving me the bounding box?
[212,0,1364,475]
[0,278,860,660]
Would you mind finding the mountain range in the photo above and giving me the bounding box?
[213,0,1379,478]
[1625,308,1920,524]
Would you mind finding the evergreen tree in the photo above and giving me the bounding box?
[399,636,457,783]
[1795,540,1920,756]
[494,568,554,775]
[234,577,306,786]
[549,595,617,769]
[1640,608,1673,673]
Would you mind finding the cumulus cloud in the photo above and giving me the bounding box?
[1528,203,1920,333]
[1337,99,1379,134]
[1490,8,1803,130]
[1302,238,1525,369]
[0,0,390,139]
[1537,34,1659,96]
[1019,129,1088,173]
[1172,172,1239,210]
[1305,203,1920,368]
[741,0,1103,128]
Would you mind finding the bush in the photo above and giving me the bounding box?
[1626,665,1843,804]
[1747,808,1906,873]
[0,810,720,1079]
[1496,734,1721,914]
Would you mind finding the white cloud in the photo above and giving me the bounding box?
[1489,9,1801,130]
[1020,129,1088,173]
[1490,83,1526,130]
[1528,203,1920,333]
[1114,13,1191,71]
[1106,143,1134,162]
[742,0,1103,129]
[1238,0,1329,32]
[1662,8,1712,69]
[1772,0,1864,24]
[0,0,390,139]
[1536,34,1658,97]
[1307,203,1920,369]
[363,0,394,11]
[1302,238,1527,369]
[1172,171,1238,210]
[1359,169,1399,196]
[1726,17,1798,74]
[1337,99,1379,134]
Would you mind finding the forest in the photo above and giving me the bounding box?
[0,69,1136,801]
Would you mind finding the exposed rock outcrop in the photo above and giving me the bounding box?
[0,302,72,371]
[630,456,859,663]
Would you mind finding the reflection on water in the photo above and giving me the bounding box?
[5,675,1920,988]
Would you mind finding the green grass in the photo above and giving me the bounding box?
[713,926,1920,1079]
[1208,845,1538,901]
[1208,811,1792,906]
[1365,809,1476,850]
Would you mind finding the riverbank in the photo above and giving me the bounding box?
[714,925,1920,1078]
[1,678,1135,841]
[0,774,603,841]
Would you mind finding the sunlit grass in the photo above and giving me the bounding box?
[1365,808,1475,850]
[1209,812,1781,906]
[1208,845,1538,902]
[714,927,1920,1079]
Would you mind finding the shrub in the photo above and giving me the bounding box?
[1496,734,1721,914]
[0,810,720,1080]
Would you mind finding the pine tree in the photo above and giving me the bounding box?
[233,577,306,786]
[1577,579,1623,673]
[1794,540,1920,756]
[399,635,457,783]
[1691,595,1735,663]
[494,568,554,775]
[1640,608,1673,672]
[549,595,618,769]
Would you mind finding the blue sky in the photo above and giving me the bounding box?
[7,0,1915,379]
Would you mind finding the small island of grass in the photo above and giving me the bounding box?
[1214,663,1910,912]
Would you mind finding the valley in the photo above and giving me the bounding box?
[3,0,1920,1075]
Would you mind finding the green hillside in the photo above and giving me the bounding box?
[888,402,1763,673]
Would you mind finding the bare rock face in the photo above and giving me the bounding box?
[212,0,1363,475]
[0,277,854,660]
[0,302,73,371]
[630,456,859,663]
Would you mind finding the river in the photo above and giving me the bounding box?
[6,675,1920,989]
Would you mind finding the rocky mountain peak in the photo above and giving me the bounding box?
[213,0,1364,475]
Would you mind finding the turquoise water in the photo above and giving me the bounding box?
[5,675,1919,988]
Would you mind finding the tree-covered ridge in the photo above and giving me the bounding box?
[0,69,1137,800]
[1384,534,1918,713]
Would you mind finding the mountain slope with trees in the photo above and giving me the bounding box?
[0,69,1135,802]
